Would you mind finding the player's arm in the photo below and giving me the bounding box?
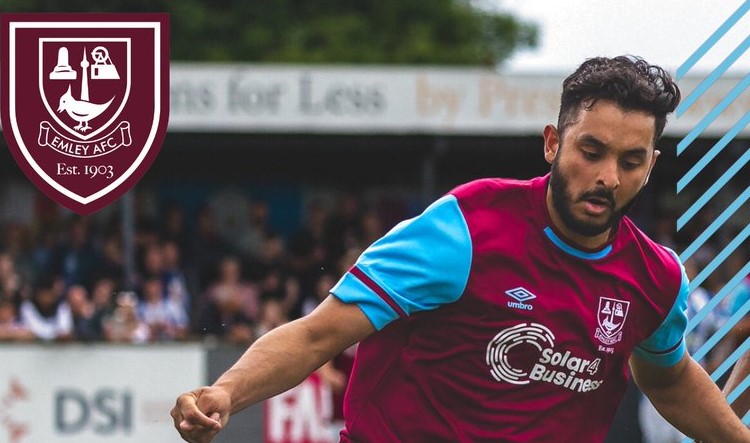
[631,352,750,442]
[723,349,750,418]
[171,295,375,443]
[630,249,750,440]
[172,194,471,443]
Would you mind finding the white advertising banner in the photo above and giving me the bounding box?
[168,63,750,137]
[264,373,333,443]
[1,63,743,137]
[0,344,205,443]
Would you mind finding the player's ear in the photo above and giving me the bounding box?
[643,149,660,186]
[543,125,559,165]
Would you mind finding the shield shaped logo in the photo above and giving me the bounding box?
[594,297,630,346]
[1,13,169,215]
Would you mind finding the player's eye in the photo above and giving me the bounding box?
[582,150,600,161]
[621,158,643,170]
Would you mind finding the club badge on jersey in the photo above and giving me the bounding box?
[594,297,630,347]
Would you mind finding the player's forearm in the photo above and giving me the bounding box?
[643,358,750,442]
[211,296,375,415]
[212,317,335,414]
[723,351,750,417]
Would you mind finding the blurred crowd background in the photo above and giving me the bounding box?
[0,186,746,354]
[0,190,386,345]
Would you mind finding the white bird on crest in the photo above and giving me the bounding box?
[57,85,114,132]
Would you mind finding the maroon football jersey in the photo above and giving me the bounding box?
[331,175,687,442]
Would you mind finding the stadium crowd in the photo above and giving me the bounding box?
[0,192,383,346]
[0,191,747,352]
[0,190,748,354]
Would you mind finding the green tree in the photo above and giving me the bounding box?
[2,0,537,66]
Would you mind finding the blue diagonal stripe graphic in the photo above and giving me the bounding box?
[688,223,750,292]
[676,3,750,435]
[680,186,750,262]
[727,371,750,405]
[677,108,750,192]
[686,260,750,335]
[676,33,750,117]
[692,297,750,363]
[677,0,750,79]
[677,145,750,230]
[710,334,750,383]
[677,72,750,156]
[683,328,750,442]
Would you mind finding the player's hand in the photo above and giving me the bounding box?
[171,386,231,443]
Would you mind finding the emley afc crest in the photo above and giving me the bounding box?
[594,297,630,346]
[1,13,169,215]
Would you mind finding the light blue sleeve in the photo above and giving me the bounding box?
[330,195,472,330]
[632,249,688,367]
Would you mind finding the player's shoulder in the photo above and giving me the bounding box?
[448,176,542,208]
[619,217,682,276]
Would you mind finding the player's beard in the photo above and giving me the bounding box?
[549,158,641,238]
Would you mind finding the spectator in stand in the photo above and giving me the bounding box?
[205,256,260,322]
[651,211,679,251]
[197,284,255,345]
[138,277,189,342]
[255,298,289,338]
[48,217,100,290]
[31,223,61,283]
[250,233,303,319]
[236,198,272,265]
[337,246,364,277]
[103,291,149,343]
[162,240,193,324]
[325,192,363,264]
[66,285,97,341]
[288,200,331,305]
[160,202,189,255]
[135,240,192,321]
[135,216,161,255]
[94,233,125,287]
[0,298,34,341]
[188,204,234,293]
[89,277,118,340]
[301,273,337,318]
[247,232,286,282]
[0,223,35,292]
[0,252,27,306]
[359,210,384,250]
[19,274,73,342]
[139,241,165,285]
[281,276,302,319]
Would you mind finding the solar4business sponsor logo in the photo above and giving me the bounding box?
[486,323,604,393]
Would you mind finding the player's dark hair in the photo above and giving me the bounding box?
[558,55,681,142]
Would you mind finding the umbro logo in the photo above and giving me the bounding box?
[505,287,536,310]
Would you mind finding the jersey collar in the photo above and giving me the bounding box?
[534,174,616,260]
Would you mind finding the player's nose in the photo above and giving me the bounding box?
[596,158,619,190]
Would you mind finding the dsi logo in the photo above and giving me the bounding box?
[505,287,536,310]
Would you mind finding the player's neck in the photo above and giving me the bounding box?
[545,191,611,251]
